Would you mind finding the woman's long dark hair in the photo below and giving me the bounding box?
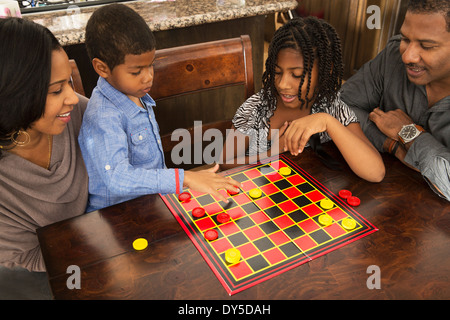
[0,17,61,157]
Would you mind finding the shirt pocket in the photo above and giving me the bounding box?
[129,128,157,165]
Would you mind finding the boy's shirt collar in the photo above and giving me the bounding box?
[96,76,156,116]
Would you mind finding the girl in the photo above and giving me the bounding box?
[221,17,385,183]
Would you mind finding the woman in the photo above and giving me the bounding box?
[0,17,89,276]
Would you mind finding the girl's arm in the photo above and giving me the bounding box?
[284,113,385,182]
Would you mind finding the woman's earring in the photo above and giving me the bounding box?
[11,130,31,146]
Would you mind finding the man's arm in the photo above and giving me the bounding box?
[369,107,450,201]
[405,133,450,201]
[340,41,393,152]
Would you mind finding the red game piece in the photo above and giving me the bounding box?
[227,188,239,196]
[178,192,191,202]
[192,207,206,218]
[204,229,218,241]
[217,213,230,224]
[339,189,352,199]
[161,154,378,296]
[347,196,360,207]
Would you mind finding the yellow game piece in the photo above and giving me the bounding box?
[132,238,148,251]
[225,248,241,264]
[320,198,334,210]
[341,218,357,230]
[279,167,292,176]
[318,214,333,226]
[249,188,262,199]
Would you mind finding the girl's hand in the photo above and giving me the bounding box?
[183,164,242,203]
[283,113,332,155]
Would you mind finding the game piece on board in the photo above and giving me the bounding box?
[341,218,357,230]
[318,214,333,226]
[279,167,292,176]
[204,229,218,241]
[217,212,231,224]
[225,248,241,264]
[227,188,239,196]
[338,189,352,199]
[132,238,148,251]
[178,192,191,202]
[347,196,360,207]
[192,207,206,218]
[249,188,262,199]
[161,154,378,295]
[319,198,334,210]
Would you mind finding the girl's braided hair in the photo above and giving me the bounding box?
[262,16,344,113]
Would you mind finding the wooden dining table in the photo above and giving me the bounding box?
[37,142,450,300]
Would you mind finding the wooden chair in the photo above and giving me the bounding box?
[69,59,85,97]
[152,35,254,170]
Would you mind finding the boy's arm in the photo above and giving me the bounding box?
[80,107,241,203]
[81,109,183,197]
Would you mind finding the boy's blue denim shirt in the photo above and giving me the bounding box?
[78,77,183,212]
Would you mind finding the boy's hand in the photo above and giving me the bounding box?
[183,164,242,203]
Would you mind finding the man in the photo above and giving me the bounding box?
[341,0,450,201]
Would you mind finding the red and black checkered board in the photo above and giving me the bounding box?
[161,155,377,295]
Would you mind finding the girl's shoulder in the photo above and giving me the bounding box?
[233,91,266,127]
[236,91,266,114]
[313,92,358,125]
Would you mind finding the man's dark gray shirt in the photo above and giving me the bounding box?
[341,35,450,201]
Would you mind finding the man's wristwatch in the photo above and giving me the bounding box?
[398,124,425,144]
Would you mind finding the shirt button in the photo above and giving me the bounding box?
[105,165,111,170]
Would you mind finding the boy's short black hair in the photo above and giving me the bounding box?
[85,4,156,71]
[407,0,450,31]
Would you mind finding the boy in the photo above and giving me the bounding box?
[79,4,240,212]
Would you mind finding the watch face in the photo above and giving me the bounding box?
[402,125,417,139]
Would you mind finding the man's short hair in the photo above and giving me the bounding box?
[85,4,156,71]
[407,0,450,31]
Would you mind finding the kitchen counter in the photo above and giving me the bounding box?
[24,0,297,46]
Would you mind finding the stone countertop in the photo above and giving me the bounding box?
[23,0,297,46]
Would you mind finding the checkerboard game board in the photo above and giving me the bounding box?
[160,154,377,295]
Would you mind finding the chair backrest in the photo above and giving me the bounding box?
[153,35,254,170]
[151,35,254,101]
[69,59,85,97]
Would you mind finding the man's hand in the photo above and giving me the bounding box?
[369,108,413,141]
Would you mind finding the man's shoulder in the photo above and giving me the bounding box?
[384,34,402,56]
